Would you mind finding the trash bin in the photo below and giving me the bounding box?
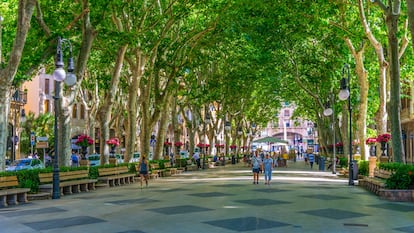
[352,160,358,180]
[231,155,236,164]
[318,157,325,171]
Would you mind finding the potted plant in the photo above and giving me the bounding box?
[106,138,120,153]
[377,133,391,157]
[75,134,94,159]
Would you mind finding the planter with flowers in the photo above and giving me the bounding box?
[174,141,184,154]
[229,145,237,151]
[106,138,120,155]
[164,141,172,156]
[365,137,378,177]
[366,137,377,157]
[377,133,391,161]
[335,142,344,154]
[75,134,94,159]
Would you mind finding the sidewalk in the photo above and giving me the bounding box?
[0,160,413,233]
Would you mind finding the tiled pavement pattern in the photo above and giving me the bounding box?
[1,160,413,233]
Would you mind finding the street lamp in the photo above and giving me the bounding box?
[52,37,77,199]
[202,108,211,169]
[323,95,336,174]
[338,64,354,185]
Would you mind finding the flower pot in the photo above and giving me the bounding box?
[368,156,377,177]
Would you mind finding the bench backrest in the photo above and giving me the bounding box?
[150,163,160,170]
[98,166,129,176]
[374,168,392,179]
[0,176,19,189]
[39,170,89,184]
[164,163,172,169]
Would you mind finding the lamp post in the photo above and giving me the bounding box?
[224,121,231,166]
[237,126,243,163]
[338,64,354,185]
[11,90,27,161]
[202,107,211,169]
[52,37,77,199]
[323,94,336,174]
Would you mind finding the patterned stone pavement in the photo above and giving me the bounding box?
[1,160,413,233]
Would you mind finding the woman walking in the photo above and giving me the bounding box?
[139,156,149,188]
[263,153,274,185]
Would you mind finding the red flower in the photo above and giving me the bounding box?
[106,138,120,146]
[174,141,183,147]
[335,142,343,147]
[215,144,225,148]
[408,170,413,176]
[376,133,391,143]
[164,141,172,146]
[365,137,377,145]
[229,145,237,149]
[75,134,94,147]
[197,143,209,148]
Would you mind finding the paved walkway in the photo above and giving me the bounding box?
[1,160,414,233]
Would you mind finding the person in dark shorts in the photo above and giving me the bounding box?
[251,151,263,184]
[139,156,149,188]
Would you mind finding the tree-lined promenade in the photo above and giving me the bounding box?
[1,1,414,171]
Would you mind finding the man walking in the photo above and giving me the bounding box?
[251,151,263,184]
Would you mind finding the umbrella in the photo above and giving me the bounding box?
[253,136,288,145]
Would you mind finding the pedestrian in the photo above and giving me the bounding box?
[308,152,315,169]
[71,151,79,167]
[251,151,263,184]
[169,152,175,167]
[263,153,274,185]
[193,151,201,168]
[138,156,149,188]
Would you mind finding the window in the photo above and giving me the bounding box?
[45,79,50,95]
[44,99,50,113]
[80,104,85,119]
[72,104,78,119]
[285,121,290,127]
[284,109,290,117]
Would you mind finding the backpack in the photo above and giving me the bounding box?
[71,154,78,163]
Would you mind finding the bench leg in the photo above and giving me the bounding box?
[80,183,89,192]
[7,194,18,205]
[88,182,96,191]
[72,184,80,193]
[17,193,28,203]
[0,195,8,207]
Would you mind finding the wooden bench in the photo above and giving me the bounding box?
[359,168,392,195]
[38,170,97,196]
[0,176,30,207]
[186,160,198,171]
[163,163,173,176]
[150,163,166,177]
[97,166,135,187]
[135,164,159,179]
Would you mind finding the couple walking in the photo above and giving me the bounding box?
[251,152,274,185]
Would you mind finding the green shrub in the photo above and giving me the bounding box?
[358,160,369,176]
[339,157,348,167]
[385,165,414,189]
[89,166,99,179]
[16,170,40,193]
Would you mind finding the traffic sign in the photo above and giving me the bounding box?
[37,136,48,142]
[30,132,35,146]
[150,135,156,146]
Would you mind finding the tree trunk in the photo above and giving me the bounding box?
[0,0,36,171]
[97,45,127,164]
[386,8,404,162]
[357,0,387,160]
